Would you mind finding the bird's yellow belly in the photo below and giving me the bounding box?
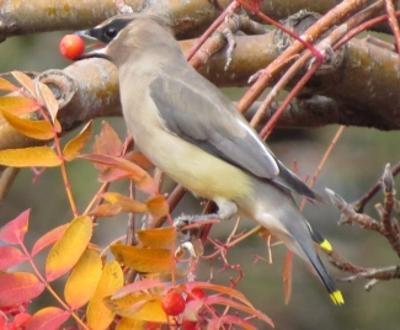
[140,130,252,201]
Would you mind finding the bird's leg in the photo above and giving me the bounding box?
[173,198,237,229]
[214,198,238,221]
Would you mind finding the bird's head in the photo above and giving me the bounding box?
[77,14,175,65]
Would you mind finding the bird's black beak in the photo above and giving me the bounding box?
[75,29,111,61]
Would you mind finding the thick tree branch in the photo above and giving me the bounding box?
[0,0,397,42]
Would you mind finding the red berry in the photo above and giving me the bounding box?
[187,287,206,301]
[59,34,85,60]
[182,319,197,330]
[161,290,186,316]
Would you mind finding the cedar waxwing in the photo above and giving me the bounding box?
[79,14,344,305]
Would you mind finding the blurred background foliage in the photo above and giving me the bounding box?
[0,32,399,330]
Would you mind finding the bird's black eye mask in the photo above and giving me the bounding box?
[85,18,132,44]
[76,17,133,60]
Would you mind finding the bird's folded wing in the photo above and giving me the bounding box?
[149,71,320,201]
[149,73,279,179]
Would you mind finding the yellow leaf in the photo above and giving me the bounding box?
[103,192,147,213]
[0,146,61,167]
[11,71,36,96]
[0,96,38,115]
[137,227,176,249]
[107,293,167,323]
[46,216,93,281]
[146,196,169,221]
[1,110,54,140]
[116,318,145,330]
[63,121,93,161]
[0,77,17,92]
[111,243,173,273]
[86,260,124,330]
[36,81,59,123]
[64,248,102,309]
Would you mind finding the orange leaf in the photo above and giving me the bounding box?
[0,77,17,92]
[93,121,123,158]
[64,248,102,309]
[63,121,93,161]
[0,272,45,307]
[146,195,169,221]
[111,243,173,273]
[46,216,93,281]
[86,260,124,330]
[0,209,30,244]
[283,249,293,305]
[103,192,147,213]
[99,167,130,183]
[106,293,167,323]
[1,110,55,140]
[36,81,59,123]
[11,71,36,96]
[90,203,123,218]
[31,223,69,256]
[126,151,153,170]
[0,246,28,270]
[25,307,70,330]
[137,227,176,249]
[80,154,157,194]
[0,146,61,167]
[0,96,38,115]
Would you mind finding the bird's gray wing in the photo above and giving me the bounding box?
[149,72,279,179]
[149,71,319,200]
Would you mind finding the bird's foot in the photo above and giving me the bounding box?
[174,213,220,230]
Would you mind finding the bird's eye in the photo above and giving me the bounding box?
[104,27,118,41]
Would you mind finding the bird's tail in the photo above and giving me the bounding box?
[296,236,344,305]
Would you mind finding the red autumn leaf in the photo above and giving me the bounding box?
[25,307,70,330]
[0,209,30,244]
[205,295,274,328]
[208,315,257,330]
[0,246,28,270]
[237,0,263,12]
[80,154,158,194]
[282,249,293,305]
[31,223,69,257]
[185,282,252,308]
[9,312,32,329]
[0,272,45,307]
[93,121,123,163]
[99,167,130,183]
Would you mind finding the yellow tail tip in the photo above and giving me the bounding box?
[320,239,333,252]
[330,290,345,305]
